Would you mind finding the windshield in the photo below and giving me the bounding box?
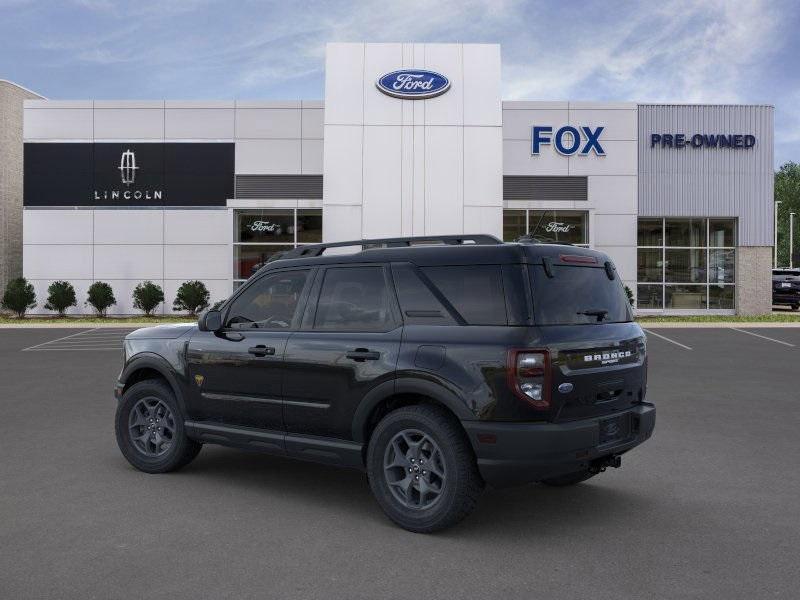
[529,264,632,325]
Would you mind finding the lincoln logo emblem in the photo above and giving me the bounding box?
[118,149,138,186]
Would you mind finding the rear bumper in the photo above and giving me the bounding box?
[772,292,800,305]
[463,403,656,488]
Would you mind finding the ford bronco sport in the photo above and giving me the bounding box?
[114,235,655,532]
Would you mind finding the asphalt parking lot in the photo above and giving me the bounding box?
[1,327,799,599]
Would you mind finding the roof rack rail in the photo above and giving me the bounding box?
[268,234,502,262]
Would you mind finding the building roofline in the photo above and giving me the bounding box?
[0,79,46,99]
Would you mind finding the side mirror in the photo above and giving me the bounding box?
[199,309,223,332]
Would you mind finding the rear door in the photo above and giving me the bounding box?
[282,264,402,439]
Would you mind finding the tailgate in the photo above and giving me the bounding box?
[535,323,647,422]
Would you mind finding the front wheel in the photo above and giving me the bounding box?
[115,379,201,473]
[367,405,483,533]
[792,304,799,311]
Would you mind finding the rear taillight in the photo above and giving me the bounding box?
[508,349,551,410]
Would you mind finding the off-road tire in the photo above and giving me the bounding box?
[540,469,596,487]
[367,405,483,533]
[115,379,201,473]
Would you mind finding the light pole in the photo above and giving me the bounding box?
[775,200,782,267]
[791,212,796,269]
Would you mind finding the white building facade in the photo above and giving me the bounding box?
[19,42,774,315]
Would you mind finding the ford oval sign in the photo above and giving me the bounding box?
[376,70,450,99]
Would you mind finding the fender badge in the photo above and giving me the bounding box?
[194,374,204,387]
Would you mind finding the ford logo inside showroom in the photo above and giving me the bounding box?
[376,69,450,99]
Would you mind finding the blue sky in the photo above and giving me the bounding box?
[2,0,799,166]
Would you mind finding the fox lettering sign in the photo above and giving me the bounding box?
[376,70,450,99]
[532,125,606,156]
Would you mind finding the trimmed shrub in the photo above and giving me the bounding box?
[44,280,77,317]
[173,280,211,316]
[132,281,165,316]
[86,282,116,317]
[1,277,37,318]
[624,285,635,308]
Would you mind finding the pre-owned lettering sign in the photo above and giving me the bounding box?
[376,70,450,99]
[532,126,605,156]
[650,133,756,149]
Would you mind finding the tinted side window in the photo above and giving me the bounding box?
[226,270,309,329]
[314,266,395,331]
[391,264,456,326]
[421,265,507,326]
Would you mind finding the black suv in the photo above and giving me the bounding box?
[772,269,800,310]
[114,235,655,532]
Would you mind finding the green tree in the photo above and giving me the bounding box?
[86,282,116,317]
[132,281,165,316]
[775,162,800,267]
[172,280,211,316]
[44,281,77,317]
[1,277,37,318]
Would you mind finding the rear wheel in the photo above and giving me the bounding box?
[540,469,596,487]
[792,304,799,311]
[367,405,483,533]
[115,379,201,473]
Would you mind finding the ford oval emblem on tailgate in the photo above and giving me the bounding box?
[558,383,574,394]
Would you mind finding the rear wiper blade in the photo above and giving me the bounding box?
[577,309,609,322]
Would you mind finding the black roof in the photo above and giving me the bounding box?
[257,235,612,273]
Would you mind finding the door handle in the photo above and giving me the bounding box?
[346,349,381,361]
[248,345,276,357]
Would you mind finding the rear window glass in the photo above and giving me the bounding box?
[421,265,507,325]
[529,265,631,325]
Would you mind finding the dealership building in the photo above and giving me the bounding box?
[1,42,774,315]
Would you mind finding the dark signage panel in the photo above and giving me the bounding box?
[24,142,234,207]
[24,143,94,206]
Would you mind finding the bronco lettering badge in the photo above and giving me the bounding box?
[584,350,632,366]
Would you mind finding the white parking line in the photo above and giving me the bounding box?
[21,328,99,351]
[729,327,796,347]
[643,329,693,350]
[21,328,134,352]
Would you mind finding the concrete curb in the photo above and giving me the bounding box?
[640,322,800,328]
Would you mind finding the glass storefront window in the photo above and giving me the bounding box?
[709,285,735,309]
[665,219,706,247]
[665,285,707,309]
[234,208,323,282]
[234,245,287,279]
[637,248,662,282]
[237,210,294,243]
[665,249,706,283]
[503,210,526,242]
[296,210,323,244]
[709,248,735,284]
[637,218,736,311]
[709,219,736,247]
[637,219,663,246]
[503,209,589,245]
[637,284,663,309]
[529,210,588,245]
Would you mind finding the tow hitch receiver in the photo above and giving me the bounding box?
[590,455,622,474]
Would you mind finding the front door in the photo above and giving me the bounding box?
[283,265,402,439]
[186,267,313,431]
